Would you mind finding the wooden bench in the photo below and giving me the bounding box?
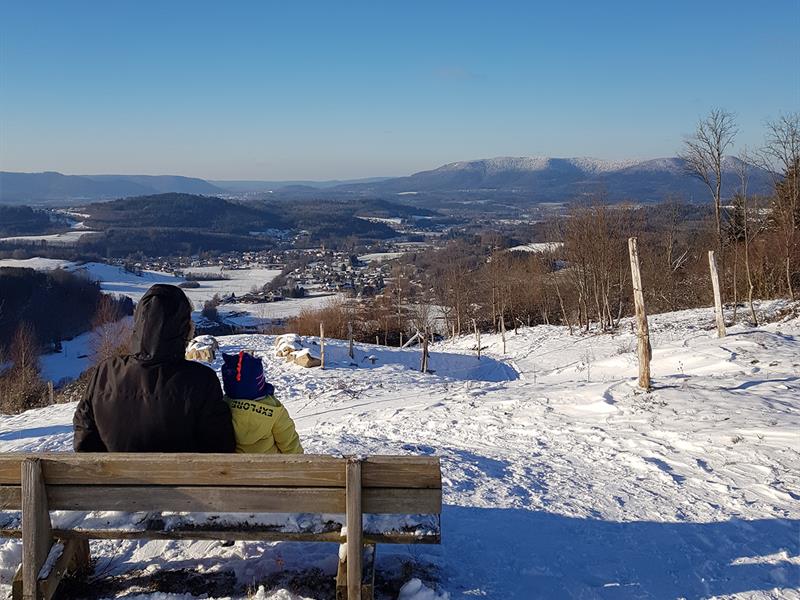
[0,453,442,600]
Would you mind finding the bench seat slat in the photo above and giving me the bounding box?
[0,527,441,544]
[0,454,442,489]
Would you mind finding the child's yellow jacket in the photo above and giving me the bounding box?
[224,395,303,454]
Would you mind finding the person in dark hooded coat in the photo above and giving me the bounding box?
[73,284,235,453]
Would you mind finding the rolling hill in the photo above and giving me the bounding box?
[0,172,223,205]
[1,157,777,206]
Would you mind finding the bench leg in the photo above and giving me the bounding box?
[38,538,92,600]
[22,458,53,600]
[11,564,22,600]
[346,458,363,600]
[361,543,376,600]
[336,547,346,600]
[72,538,92,575]
[336,543,375,600]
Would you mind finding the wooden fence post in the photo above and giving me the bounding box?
[473,319,481,360]
[708,250,726,338]
[320,323,326,369]
[346,458,363,600]
[420,330,429,373]
[628,238,652,390]
[22,458,53,600]
[348,322,354,359]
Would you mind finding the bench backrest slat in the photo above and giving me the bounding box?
[0,454,441,489]
[0,454,442,515]
[0,454,345,487]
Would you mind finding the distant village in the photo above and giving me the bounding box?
[110,246,398,306]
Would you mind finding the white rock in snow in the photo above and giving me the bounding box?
[398,578,450,600]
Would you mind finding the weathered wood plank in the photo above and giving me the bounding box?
[336,546,347,600]
[362,543,376,600]
[1,484,441,514]
[47,486,346,513]
[0,454,442,489]
[37,538,91,600]
[628,237,652,390]
[39,538,89,600]
[11,564,21,600]
[22,458,53,600]
[709,250,727,338]
[361,456,440,489]
[346,458,363,600]
[0,485,21,510]
[0,454,347,487]
[363,488,442,514]
[336,543,376,600]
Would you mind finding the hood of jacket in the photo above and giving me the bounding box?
[130,284,192,363]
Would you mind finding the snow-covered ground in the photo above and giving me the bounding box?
[0,303,798,598]
[39,329,95,384]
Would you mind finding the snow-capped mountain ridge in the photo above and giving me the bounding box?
[435,155,757,176]
[438,156,646,175]
[349,154,776,201]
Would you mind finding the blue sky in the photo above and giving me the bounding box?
[0,1,798,180]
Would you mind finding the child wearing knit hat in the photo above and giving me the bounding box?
[220,351,303,454]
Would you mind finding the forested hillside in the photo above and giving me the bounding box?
[0,205,60,236]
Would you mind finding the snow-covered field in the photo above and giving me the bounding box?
[507,242,564,254]
[222,294,339,326]
[358,252,405,263]
[0,303,798,598]
[0,230,99,245]
[0,257,75,270]
[0,259,281,308]
[178,266,283,305]
[0,258,337,327]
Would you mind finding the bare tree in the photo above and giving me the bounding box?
[680,108,738,259]
[735,148,758,324]
[0,322,46,413]
[10,322,39,377]
[759,113,800,299]
[563,202,626,332]
[91,296,133,364]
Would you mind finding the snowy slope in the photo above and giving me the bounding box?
[0,303,798,598]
